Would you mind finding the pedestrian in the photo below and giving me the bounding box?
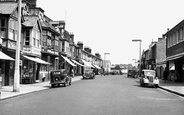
[163,68,167,83]
[69,67,74,78]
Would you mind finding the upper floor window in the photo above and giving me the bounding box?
[33,38,36,46]
[42,35,47,46]
[47,36,51,48]
[9,18,17,41]
[37,39,39,47]
[55,40,58,46]
[0,18,6,38]
[25,30,30,45]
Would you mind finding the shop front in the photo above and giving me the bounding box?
[0,51,14,87]
[71,59,84,75]
[22,55,51,84]
[166,46,184,83]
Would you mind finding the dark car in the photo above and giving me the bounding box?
[127,69,138,78]
[50,69,72,88]
[83,69,95,79]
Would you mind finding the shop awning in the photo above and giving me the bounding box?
[0,51,14,61]
[81,59,94,68]
[71,59,84,67]
[61,55,76,67]
[92,64,101,69]
[166,55,183,61]
[23,55,51,65]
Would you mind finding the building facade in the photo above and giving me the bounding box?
[156,37,166,79]
[165,19,184,82]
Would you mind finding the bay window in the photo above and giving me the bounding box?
[0,18,6,39]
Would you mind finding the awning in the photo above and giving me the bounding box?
[23,55,51,65]
[0,51,14,61]
[61,55,76,67]
[71,59,84,67]
[81,59,94,68]
[166,55,183,61]
[92,64,101,69]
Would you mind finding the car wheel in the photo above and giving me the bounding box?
[155,84,158,88]
[63,81,67,87]
[51,84,55,88]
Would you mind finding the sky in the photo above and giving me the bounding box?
[37,0,184,65]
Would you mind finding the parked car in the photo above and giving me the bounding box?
[83,69,95,79]
[50,69,72,88]
[127,69,138,78]
[139,69,159,88]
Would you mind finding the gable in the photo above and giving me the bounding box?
[33,20,42,32]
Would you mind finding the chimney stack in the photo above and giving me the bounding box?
[77,41,83,50]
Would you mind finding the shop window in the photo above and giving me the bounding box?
[25,30,30,45]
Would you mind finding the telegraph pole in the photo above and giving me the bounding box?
[13,0,22,92]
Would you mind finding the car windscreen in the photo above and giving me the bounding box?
[144,71,155,77]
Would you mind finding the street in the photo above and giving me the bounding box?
[0,74,184,115]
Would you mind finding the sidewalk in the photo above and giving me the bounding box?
[0,76,83,100]
[158,79,184,97]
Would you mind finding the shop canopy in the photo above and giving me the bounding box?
[92,64,101,69]
[166,55,183,61]
[71,59,84,67]
[0,51,14,61]
[23,55,51,65]
[61,55,76,67]
[81,59,94,68]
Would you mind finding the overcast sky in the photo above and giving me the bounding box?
[37,0,184,65]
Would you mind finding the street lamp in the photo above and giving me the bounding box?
[132,39,142,74]
[132,59,136,67]
[104,53,110,68]
[13,0,22,92]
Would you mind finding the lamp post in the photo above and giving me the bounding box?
[13,0,22,92]
[104,53,110,68]
[132,59,136,68]
[132,39,142,74]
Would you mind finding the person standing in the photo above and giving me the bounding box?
[70,67,74,78]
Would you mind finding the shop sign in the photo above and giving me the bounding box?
[19,60,22,66]
[2,40,6,47]
[23,47,41,55]
[23,47,31,53]
[32,47,41,55]
[7,40,16,50]
[55,52,58,55]
[48,49,51,53]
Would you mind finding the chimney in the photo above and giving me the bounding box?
[70,33,74,43]
[84,46,91,53]
[77,41,83,50]
[25,0,37,8]
[59,21,65,30]
[95,53,101,58]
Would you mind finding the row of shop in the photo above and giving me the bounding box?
[0,50,102,87]
[142,19,184,83]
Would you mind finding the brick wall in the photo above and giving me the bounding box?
[156,38,166,64]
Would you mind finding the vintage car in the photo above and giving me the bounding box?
[83,69,95,79]
[139,69,159,88]
[127,69,138,78]
[50,69,72,88]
